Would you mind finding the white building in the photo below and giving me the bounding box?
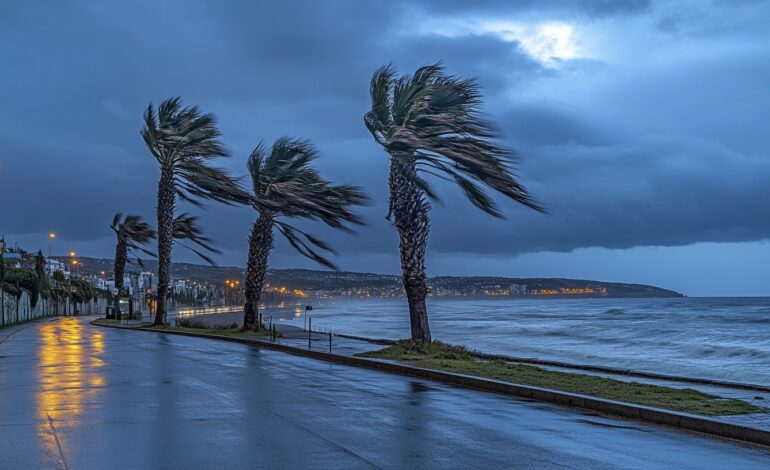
[46,258,71,279]
[509,284,528,295]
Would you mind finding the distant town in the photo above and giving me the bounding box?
[0,250,683,311]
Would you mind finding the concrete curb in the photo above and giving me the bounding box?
[91,321,770,448]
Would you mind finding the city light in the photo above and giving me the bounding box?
[69,251,76,257]
[48,232,56,239]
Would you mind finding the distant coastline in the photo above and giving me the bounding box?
[62,256,684,299]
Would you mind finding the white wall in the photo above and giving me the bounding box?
[0,289,107,326]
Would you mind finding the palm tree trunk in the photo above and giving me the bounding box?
[114,236,126,320]
[243,212,274,330]
[389,156,432,342]
[155,170,175,325]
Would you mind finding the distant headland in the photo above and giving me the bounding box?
[62,257,684,299]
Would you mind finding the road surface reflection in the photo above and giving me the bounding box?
[36,318,105,463]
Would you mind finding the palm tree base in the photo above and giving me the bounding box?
[407,296,431,342]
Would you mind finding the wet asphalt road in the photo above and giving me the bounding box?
[1,317,769,469]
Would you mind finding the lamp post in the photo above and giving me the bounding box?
[48,232,56,259]
[67,252,79,278]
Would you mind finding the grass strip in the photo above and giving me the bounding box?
[144,325,279,338]
[357,341,763,417]
[92,317,281,338]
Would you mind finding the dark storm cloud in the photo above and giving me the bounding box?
[1,0,770,269]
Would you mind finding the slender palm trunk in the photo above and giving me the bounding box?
[113,235,126,320]
[155,170,175,325]
[389,156,432,342]
[243,212,274,330]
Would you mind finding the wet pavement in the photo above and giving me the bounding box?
[192,310,770,430]
[1,317,770,469]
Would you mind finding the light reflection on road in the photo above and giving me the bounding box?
[36,318,105,463]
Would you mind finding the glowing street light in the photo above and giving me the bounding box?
[69,251,76,257]
[70,258,80,278]
[48,232,56,259]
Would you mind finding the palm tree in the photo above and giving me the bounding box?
[242,138,367,330]
[110,214,155,320]
[110,212,220,320]
[141,97,249,325]
[364,63,545,342]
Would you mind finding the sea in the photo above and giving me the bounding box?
[251,296,770,385]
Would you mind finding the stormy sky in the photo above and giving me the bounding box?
[2,0,769,296]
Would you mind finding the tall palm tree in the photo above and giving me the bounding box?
[141,97,249,325]
[364,63,546,342]
[110,214,155,320]
[242,138,367,329]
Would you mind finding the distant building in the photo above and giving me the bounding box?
[88,276,108,290]
[1,251,22,269]
[509,284,528,295]
[45,258,71,279]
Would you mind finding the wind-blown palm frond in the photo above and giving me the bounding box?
[172,213,221,266]
[364,63,546,217]
[248,137,368,265]
[141,98,250,206]
[110,213,156,264]
[275,220,338,270]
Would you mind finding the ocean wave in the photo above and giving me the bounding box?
[602,308,625,315]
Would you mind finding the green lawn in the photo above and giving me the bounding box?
[358,341,763,417]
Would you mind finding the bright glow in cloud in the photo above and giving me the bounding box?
[478,21,581,64]
[417,19,583,66]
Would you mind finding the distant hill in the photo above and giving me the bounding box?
[54,256,244,283]
[61,256,684,298]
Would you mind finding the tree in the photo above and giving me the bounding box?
[110,212,220,320]
[141,97,249,325]
[31,251,45,309]
[364,63,545,342]
[110,214,155,320]
[242,138,367,329]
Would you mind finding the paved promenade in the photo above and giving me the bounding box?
[1,316,769,469]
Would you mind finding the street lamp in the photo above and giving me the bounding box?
[48,232,56,259]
